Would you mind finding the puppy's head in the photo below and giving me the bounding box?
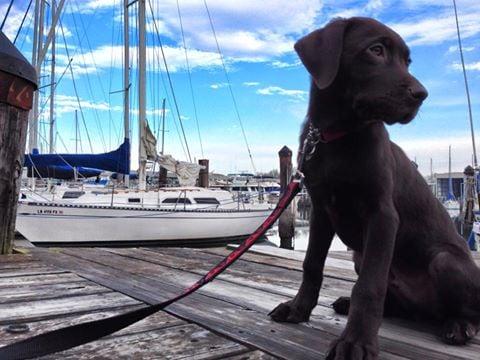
[295,17,428,125]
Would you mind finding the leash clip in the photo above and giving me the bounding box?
[292,170,305,189]
[305,124,321,160]
[297,123,321,172]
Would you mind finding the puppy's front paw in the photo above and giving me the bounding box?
[326,337,378,360]
[441,318,479,345]
[269,300,311,323]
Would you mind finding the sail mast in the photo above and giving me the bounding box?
[124,0,130,187]
[28,0,43,152]
[138,0,147,190]
[49,0,56,154]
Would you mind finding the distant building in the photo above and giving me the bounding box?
[429,172,464,201]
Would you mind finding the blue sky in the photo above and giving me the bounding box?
[2,0,480,175]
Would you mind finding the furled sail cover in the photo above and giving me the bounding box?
[143,122,158,161]
[157,154,205,186]
[24,138,130,175]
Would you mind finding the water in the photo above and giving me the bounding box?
[265,225,347,251]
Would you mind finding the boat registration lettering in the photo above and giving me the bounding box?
[37,209,64,215]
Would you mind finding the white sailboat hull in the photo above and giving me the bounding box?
[16,201,272,245]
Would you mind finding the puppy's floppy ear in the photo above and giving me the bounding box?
[294,19,348,89]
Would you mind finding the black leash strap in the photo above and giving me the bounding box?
[0,178,303,360]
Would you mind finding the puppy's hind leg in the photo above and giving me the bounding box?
[429,251,480,345]
[270,207,335,323]
[332,291,408,318]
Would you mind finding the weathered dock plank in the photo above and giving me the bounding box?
[0,251,265,359]
[5,244,480,359]
[0,272,83,287]
[0,281,109,305]
[83,248,480,359]
[44,323,249,360]
[0,292,140,323]
[27,246,479,359]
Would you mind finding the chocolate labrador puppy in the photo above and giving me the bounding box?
[269,17,480,359]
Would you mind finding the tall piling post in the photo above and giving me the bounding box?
[198,159,209,188]
[0,32,37,254]
[158,167,168,188]
[278,146,294,250]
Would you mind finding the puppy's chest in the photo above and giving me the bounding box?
[305,154,383,231]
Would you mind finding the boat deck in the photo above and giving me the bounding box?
[2,243,480,359]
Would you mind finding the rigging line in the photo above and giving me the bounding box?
[30,58,72,151]
[69,1,107,152]
[59,18,94,153]
[73,0,116,143]
[176,0,204,158]
[202,0,256,173]
[147,0,192,163]
[32,126,89,180]
[18,1,35,51]
[151,29,188,159]
[452,0,477,168]
[32,57,80,154]
[56,130,69,152]
[72,0,111,106]
[0,0,14,31]
[13,0,33,44]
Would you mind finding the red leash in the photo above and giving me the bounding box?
[0,176,303,360]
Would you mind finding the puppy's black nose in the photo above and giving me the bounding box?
[409,83,428,101]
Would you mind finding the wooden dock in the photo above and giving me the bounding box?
[2,243,480,359]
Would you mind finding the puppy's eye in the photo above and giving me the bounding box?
[369,45,384,57]
[407,58,412,66]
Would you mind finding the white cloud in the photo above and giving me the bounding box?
[366,0,385,12]
[256,86,307,100]
[1,3,33,42]
[54,94,111,115]
[243,82,260,87]
[210,83,228,89]
[448,45,475,53]
[76,0,323,63]
[53,94,169,117]
[389,6,480,46]
[270,60,301,68]
[68,0,117,14]
[54,44,223,75]
[452,61,480,71]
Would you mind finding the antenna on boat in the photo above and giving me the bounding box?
[161,98,166,155]
[452,0,477,168]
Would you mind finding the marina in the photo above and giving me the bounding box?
[1,0,480,359]
[2,242,480,359]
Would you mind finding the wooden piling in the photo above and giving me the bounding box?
[158,167,168,188]
[278,146,294,250]
[198,159,209,188]
[0,32,37,254]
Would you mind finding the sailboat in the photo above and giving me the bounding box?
[15,0,273,245]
